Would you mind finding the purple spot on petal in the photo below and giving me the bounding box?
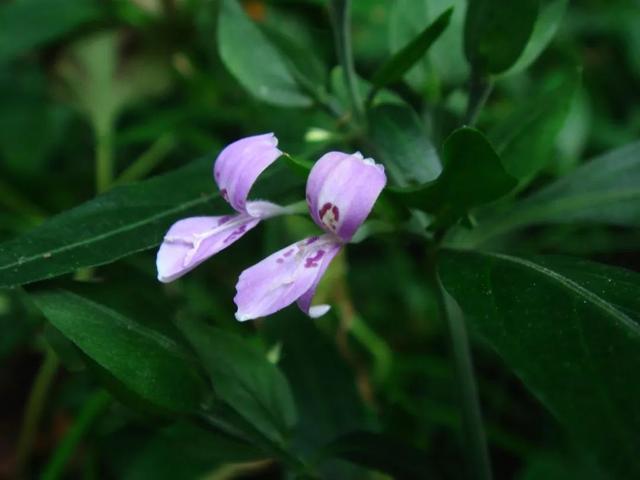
[276,258,284,264]
[220,188,228,201]
[218,216,231,226]
[304,249,325,268]
[223,224,248,244]
[283,249,294,257]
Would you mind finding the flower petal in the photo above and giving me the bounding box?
[307,151,386,241]
[214,133,283,213]
[234,234,341,321]
[296,244,341,318]
[157,214,259,283]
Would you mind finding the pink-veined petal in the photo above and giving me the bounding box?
[307,151,386,242]
[234,234,342,321]
[214,133,282,213]
[157,214,259,283]
[296,244,342,318]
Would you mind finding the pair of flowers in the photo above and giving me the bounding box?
[156,133,386,321]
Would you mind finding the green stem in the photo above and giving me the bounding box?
[41,390,111,480]
[114,134,176,186]
[464,68,493,126]
[329,0,364,122]
[436,274,493,480]
[95,131,114,194]
[15,348,60,477]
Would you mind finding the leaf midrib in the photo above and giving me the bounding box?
[0,192,217,274]
[479,251,640,336]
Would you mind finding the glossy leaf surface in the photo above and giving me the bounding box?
[439,251,640,477]
[33,290,206,413]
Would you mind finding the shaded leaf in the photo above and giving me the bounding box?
[368,104,442,187]
[389,0,468,87]
[122,422,263,480]
[464,0,539,74]
[459,141,640,245]
[0,158,300,288]
[325,431,431,479]
[390,127,516,225]
[0,0,102,63]
[439,251,640,478]
[371,7,453,95]
[33,290,207,413]
[489,69,580,180]
[178,317,297,445]
[507,0,569,75]
[218,0,311,107]
[0,157,217,288]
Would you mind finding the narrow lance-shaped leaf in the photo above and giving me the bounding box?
[464,0,539,74]
[0,157,300,288]
[458,140,640,246]
[32,290,207,413]
[177,317,297,445]
[389,127,517,225]
[217,0,311,107]
[370,7,453,101]
[439,251,640,478]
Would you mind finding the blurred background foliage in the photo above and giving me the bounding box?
[0,0,639,479]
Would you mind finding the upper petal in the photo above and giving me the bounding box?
[157,214,259,283]
[307,151,386,242]
[234,234,341,321]
[214,133,283,213]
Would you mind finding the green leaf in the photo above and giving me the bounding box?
[464,0,540,74]
[263,314,368,477]
[178,317,297,445]
[368,104,442,187]
[489,69,580,180]
[390,127,516,225]
[263,315,366,446]
[389,0,468,88]
[32,290,207,413]
[0,158,300,288]
[217,0,311,107]
[325,431,432,479]
[439,251,640,477]
[0,158,216,288]
[507,0,569,75]
[0,0,102,63]
[459,141,640,245]
[121,422,263,480]
[371,7,453,95]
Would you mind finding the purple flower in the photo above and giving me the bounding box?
[234,151,386,321]
[157,133,285,282]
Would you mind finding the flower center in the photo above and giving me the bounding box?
[319,202,340,232]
